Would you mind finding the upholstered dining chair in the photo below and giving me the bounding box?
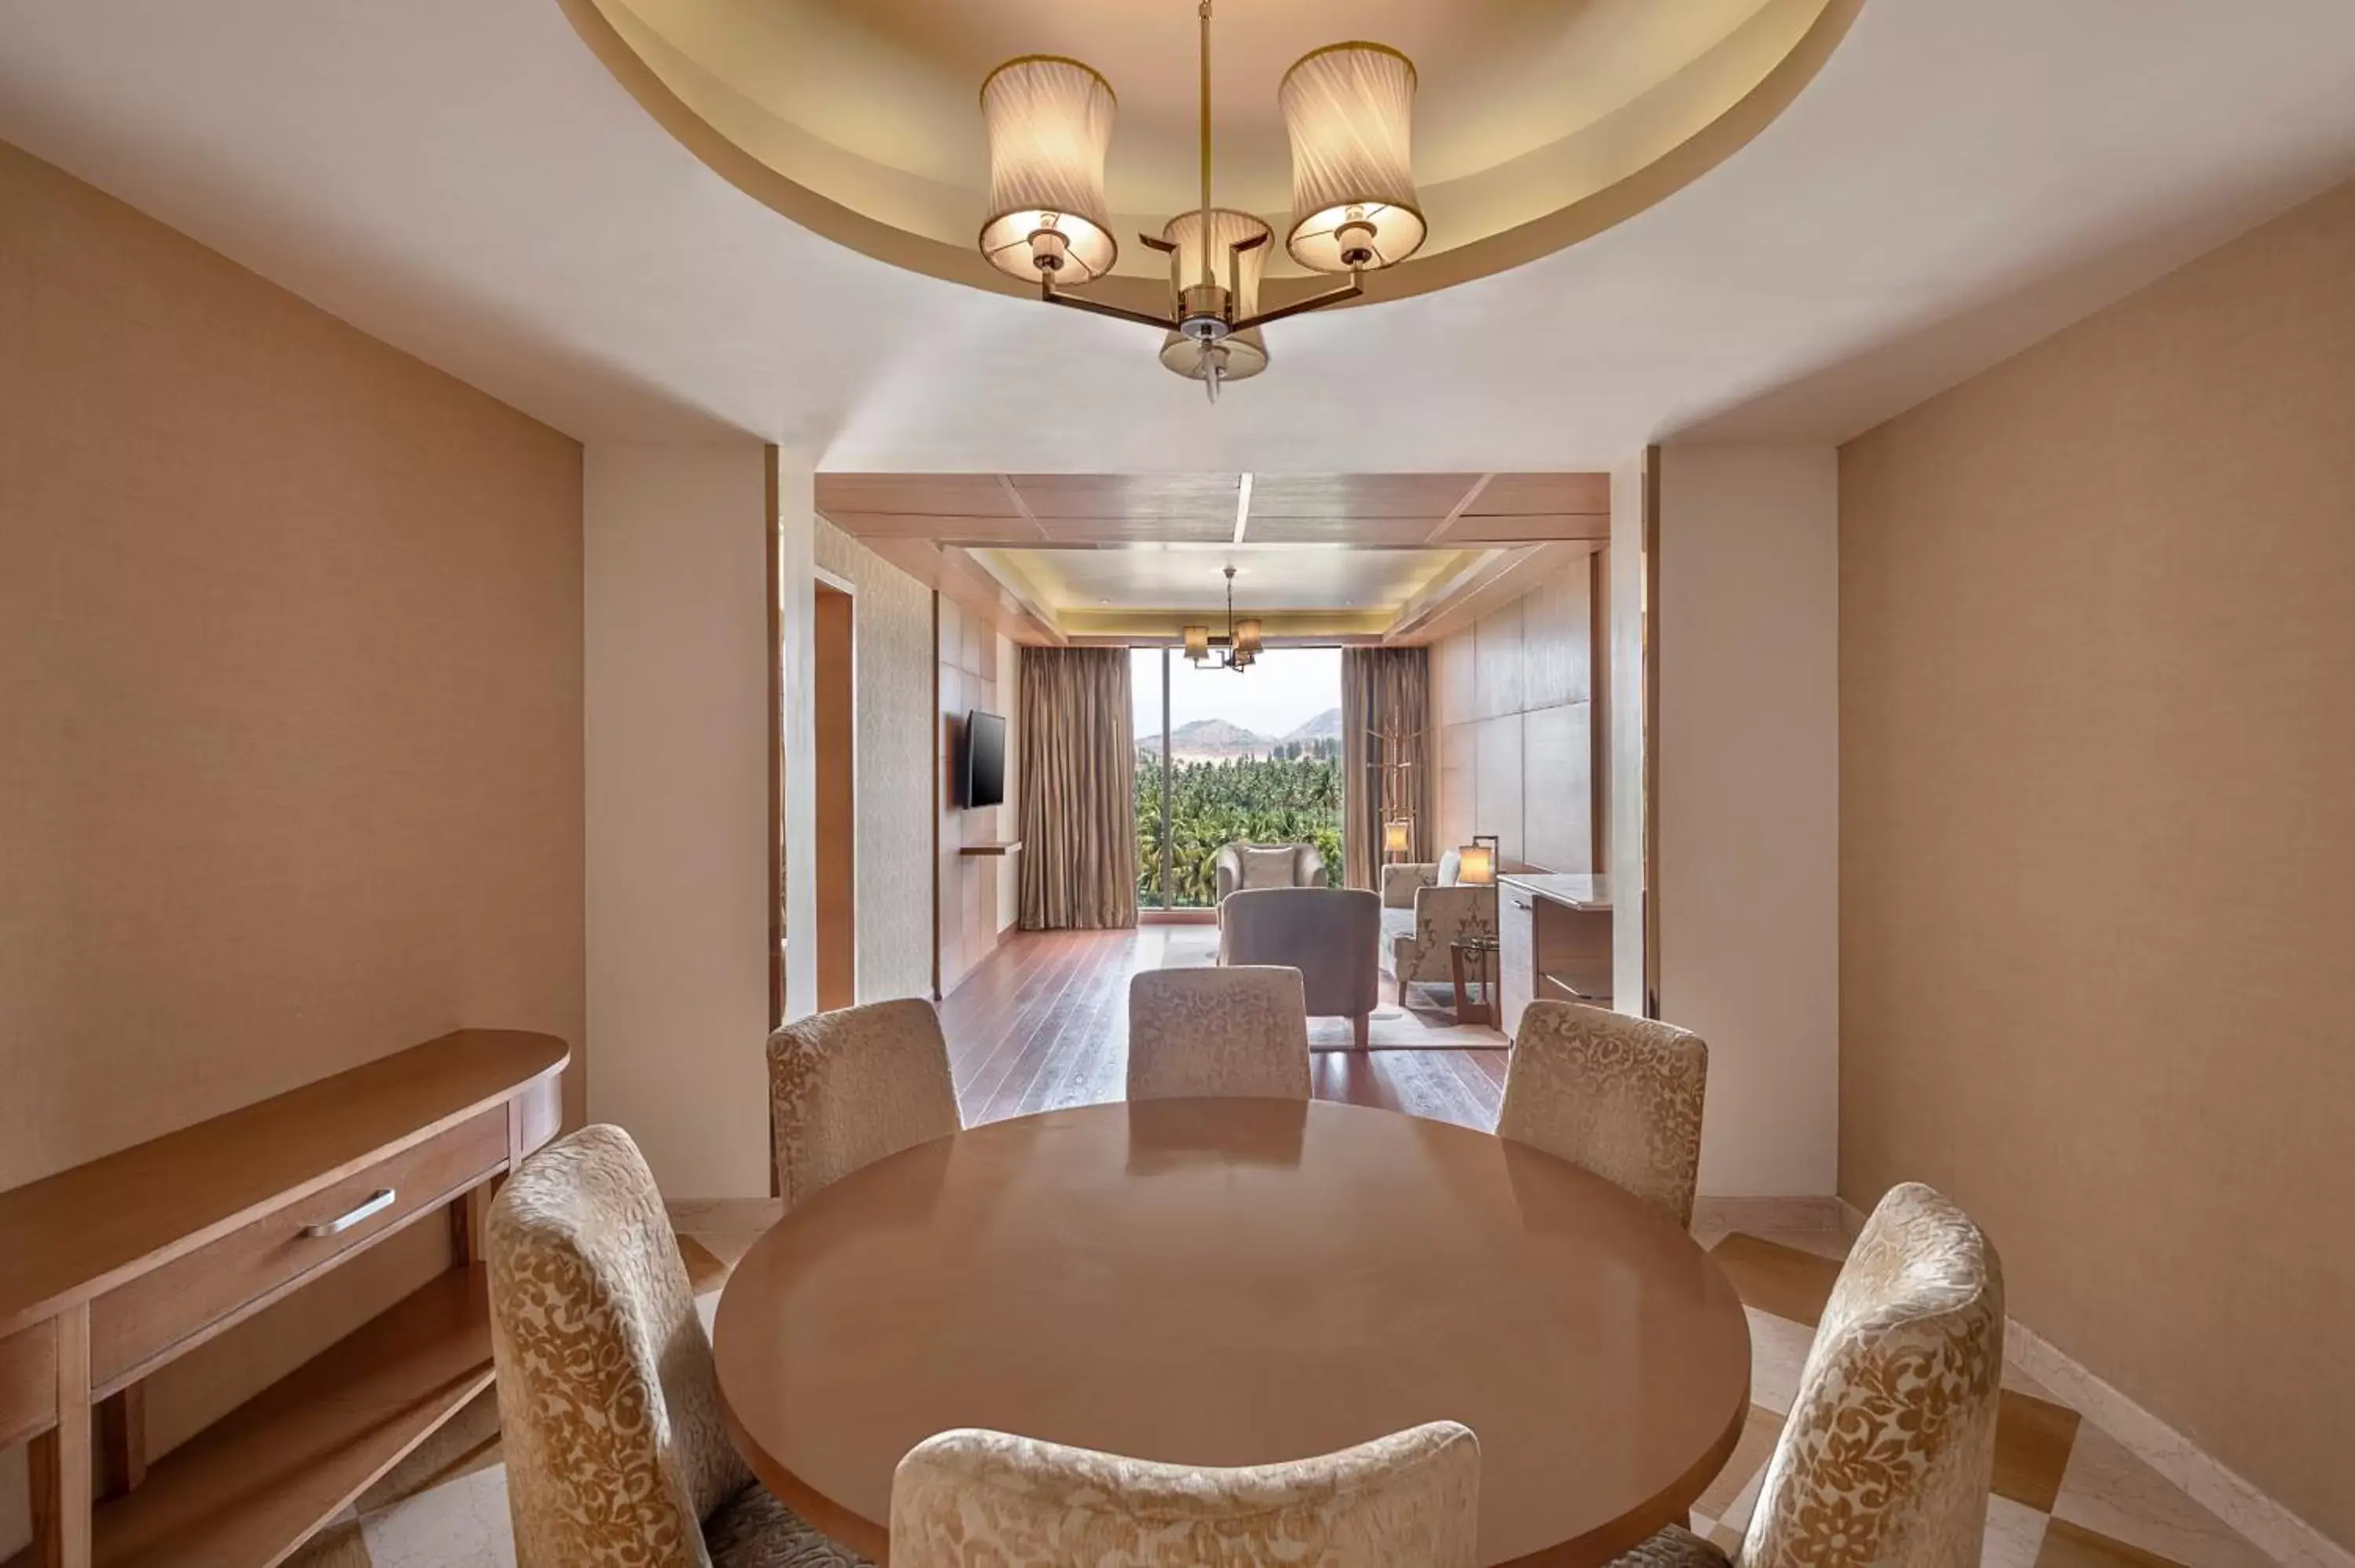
[768,997,962,1212]
[1127,966,1313,1101]
[485,1125,867,1568]
[890,1421,1481,1568]
[1612,1183,2006,1568]
[1497,1001,1708,1229]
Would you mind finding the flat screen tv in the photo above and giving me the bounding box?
[960,709,1006,809]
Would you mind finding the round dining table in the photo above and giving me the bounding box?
[712,1097,1752,1566]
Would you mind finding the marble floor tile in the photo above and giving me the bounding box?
[2050,1424,2274,1568]
[1693,1403,1784,1522]
[1740,1226,1855,1264]
[2039,1515,2198,1567]
[360,1460,517,1568]
[1743,1306,1818,1416]
[1984,1493,2055,1568]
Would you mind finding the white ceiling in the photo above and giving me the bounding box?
[1,0,2351,470]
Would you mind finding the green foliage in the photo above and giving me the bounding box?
[1135,750,1343,906]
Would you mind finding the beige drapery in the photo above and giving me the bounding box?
[1017,647,1139,930]
[1341,647,1433,890]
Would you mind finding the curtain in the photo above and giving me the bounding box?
[1017,647,1139,930]
[1341,647,1433,890]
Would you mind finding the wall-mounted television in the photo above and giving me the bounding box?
[959,709,1006,809]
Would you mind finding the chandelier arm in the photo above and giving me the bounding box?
[1039,276,1182,333]
[1229,272,1364,332]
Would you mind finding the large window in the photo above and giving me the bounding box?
[1132,646,1343,909]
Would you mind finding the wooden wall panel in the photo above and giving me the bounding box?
[1473,603,1525,720]
[1521,567,1593,711]
[1474,716,1524,866]
[1521,704,1594,874]
[1437,721,1477,852]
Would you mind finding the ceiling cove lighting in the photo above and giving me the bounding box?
[980,2,1422,402]
[1182,566,1263,673]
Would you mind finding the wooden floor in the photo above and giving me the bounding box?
[938,928,1512,1130]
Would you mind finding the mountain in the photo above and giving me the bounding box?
[1136,717,1271,760]
[1283,708,1343,744]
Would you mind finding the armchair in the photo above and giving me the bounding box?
[1213,841,1328,904]
[1380,859,1497,1005]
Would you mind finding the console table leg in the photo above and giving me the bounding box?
[94,1384,146,1500]
[31,1305,91,1568]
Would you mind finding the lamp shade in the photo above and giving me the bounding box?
[1456,841,1495,885]
[1232,617,1264,657]
[1280,43,1426,272]
[1384,819,1411,854]
[1157,206,1274,382]
[980,57,1119,284]
[1183,624,1210,662]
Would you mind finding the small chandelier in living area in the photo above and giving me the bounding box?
[978,2,1423,401]
[1184,567,1264,673]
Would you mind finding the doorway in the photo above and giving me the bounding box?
[815,577,856,1011]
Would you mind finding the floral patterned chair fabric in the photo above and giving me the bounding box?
[1378,862,1495,1001]
[1606,1183,2006,1568]
[1498,1002,1708,1228]
[485,1125,867,1568]
[889,1421,1482,1568]
[1127,966,1312,1101]
[767,997,963,1212]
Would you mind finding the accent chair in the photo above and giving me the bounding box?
[485,1125,867,1568]
[767,997,963,1212]
[1609,1183,2005,1568]
[1218,885,1382,1049]
[890,1421,1481,1568]
[1127,966,1312,1101]
[1380,849,1497,1005]
[1498,1001,1709,1229]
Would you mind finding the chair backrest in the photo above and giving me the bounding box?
[890,1421,1481,1568]
[1743,1183,2005,1568]
[1498,1001,1707,1228]
[486,1125,747,1568]
[1127,966,1312,1101]
[768,997,962,1212]
[1214,841,1327,902]
[1218,886,1382,1018]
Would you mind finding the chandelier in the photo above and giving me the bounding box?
[1184,567,1263,672]
[977,2,1424,400]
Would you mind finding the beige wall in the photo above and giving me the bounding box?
[812,521,937,1002]
[937,598,1019,995]
[0,139,583,1544]
[1840,181,2355,1549]
[1431,555,1602,873]
[583,443,779,1200]
[1657,443,1840,1199]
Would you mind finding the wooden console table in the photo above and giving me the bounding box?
[0,1030,568,1568]
[1498,873,1613,1035]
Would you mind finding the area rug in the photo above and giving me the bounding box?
[1152,925,1507,1051]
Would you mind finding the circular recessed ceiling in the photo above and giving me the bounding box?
[559,0,1860,315]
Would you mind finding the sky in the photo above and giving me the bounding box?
[1133,646,1341,738]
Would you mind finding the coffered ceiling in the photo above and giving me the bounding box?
[816,471,1609,642]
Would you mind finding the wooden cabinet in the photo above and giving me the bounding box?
[0,1030,567,1568]
[1498,874,1614,1037]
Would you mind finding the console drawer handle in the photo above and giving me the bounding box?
[305,1187,396,1238]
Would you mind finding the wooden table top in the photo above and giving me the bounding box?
[712,1098,1751,1566]
[1499,872,1612,913]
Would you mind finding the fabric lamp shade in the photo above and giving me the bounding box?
[1280,43,1426,272]
[1456,841,1495,885]
[1232,618,1265,658]
[1157,206,1274,381]
[980,57,1120,284]
[1384,820,1411,854]
[1183,625,1210,662]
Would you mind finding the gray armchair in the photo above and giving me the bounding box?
[1214,842,1328,906]
[1219,887,1382,1050]
[1380,859,1496,1005]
